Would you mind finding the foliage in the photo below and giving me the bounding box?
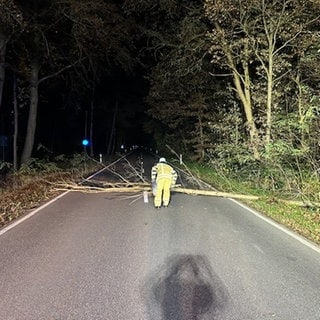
[18,157,60,174]
[0,161,12,173]
[127,0,227,160]
[204,0,320,159]
[207,139,320,201]
[129,0,320,169]
[61,0,137,78]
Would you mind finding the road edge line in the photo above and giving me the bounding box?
[230,198,320,254]
[0,153,135,237]
[0,191,70,237]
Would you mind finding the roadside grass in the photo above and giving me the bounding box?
[186,162,320,246]
[246,199,320,244]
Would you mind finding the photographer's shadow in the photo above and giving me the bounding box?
[142,254,229,320]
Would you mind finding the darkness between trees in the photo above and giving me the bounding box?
[0,0,320,171]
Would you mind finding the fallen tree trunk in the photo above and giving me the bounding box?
[54,182,320,207]
[54,184,150,193]
[174,187,320,207]
[82,180,150,188]
[173,187,320,207]
[173,187,259,200]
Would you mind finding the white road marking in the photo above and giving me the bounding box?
[0,154,133,237]
[253,244,265,254]
[230,198,320,255]
[0,191,70,236]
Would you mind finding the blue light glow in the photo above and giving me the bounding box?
[82,139,89,146]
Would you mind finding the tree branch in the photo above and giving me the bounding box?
[38,58,86,85]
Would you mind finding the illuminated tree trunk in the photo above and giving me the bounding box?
[296,74,306,147]
[89,92,94,157]
[21,59,39,164]
[197,113,205,161]
[224,36,260,160]
[13,74,18,170]
[107,101,118,156]
[265,50,274,146]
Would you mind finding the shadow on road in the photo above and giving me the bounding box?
[142,254,229,320]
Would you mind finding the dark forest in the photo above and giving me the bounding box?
[1,0,320,169]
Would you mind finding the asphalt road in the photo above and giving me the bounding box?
[0,150,320,320]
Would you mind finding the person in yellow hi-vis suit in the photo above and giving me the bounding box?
[151,157,177,208]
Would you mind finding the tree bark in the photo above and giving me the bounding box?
[107,101,118,156]
[21,59,40,164]
[226,47,260,160]
[293,72,308,148]
[20,59,81,164]
[213,22,260,160]
[13,74,18,170]
[89,88,94,157]
[265,50,274,146]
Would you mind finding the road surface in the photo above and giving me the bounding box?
[0,150,320,319]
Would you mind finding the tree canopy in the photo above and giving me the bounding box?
[0,0,319,172]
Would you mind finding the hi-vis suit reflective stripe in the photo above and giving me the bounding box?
[151,163,177,182]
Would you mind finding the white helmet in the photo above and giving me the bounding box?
[159,157,166,163]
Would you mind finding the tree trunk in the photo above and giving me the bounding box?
[89,88,94,157]
[13,74,18,170]
[293,72,308,148]
[243,61,260,159]
[197,113,205,161]
[0,33,7,113]
[265,48,274,147]
[21,59,40,164]
[215,22,260,160]
[107,101,118,156]
[227,52,260,160]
